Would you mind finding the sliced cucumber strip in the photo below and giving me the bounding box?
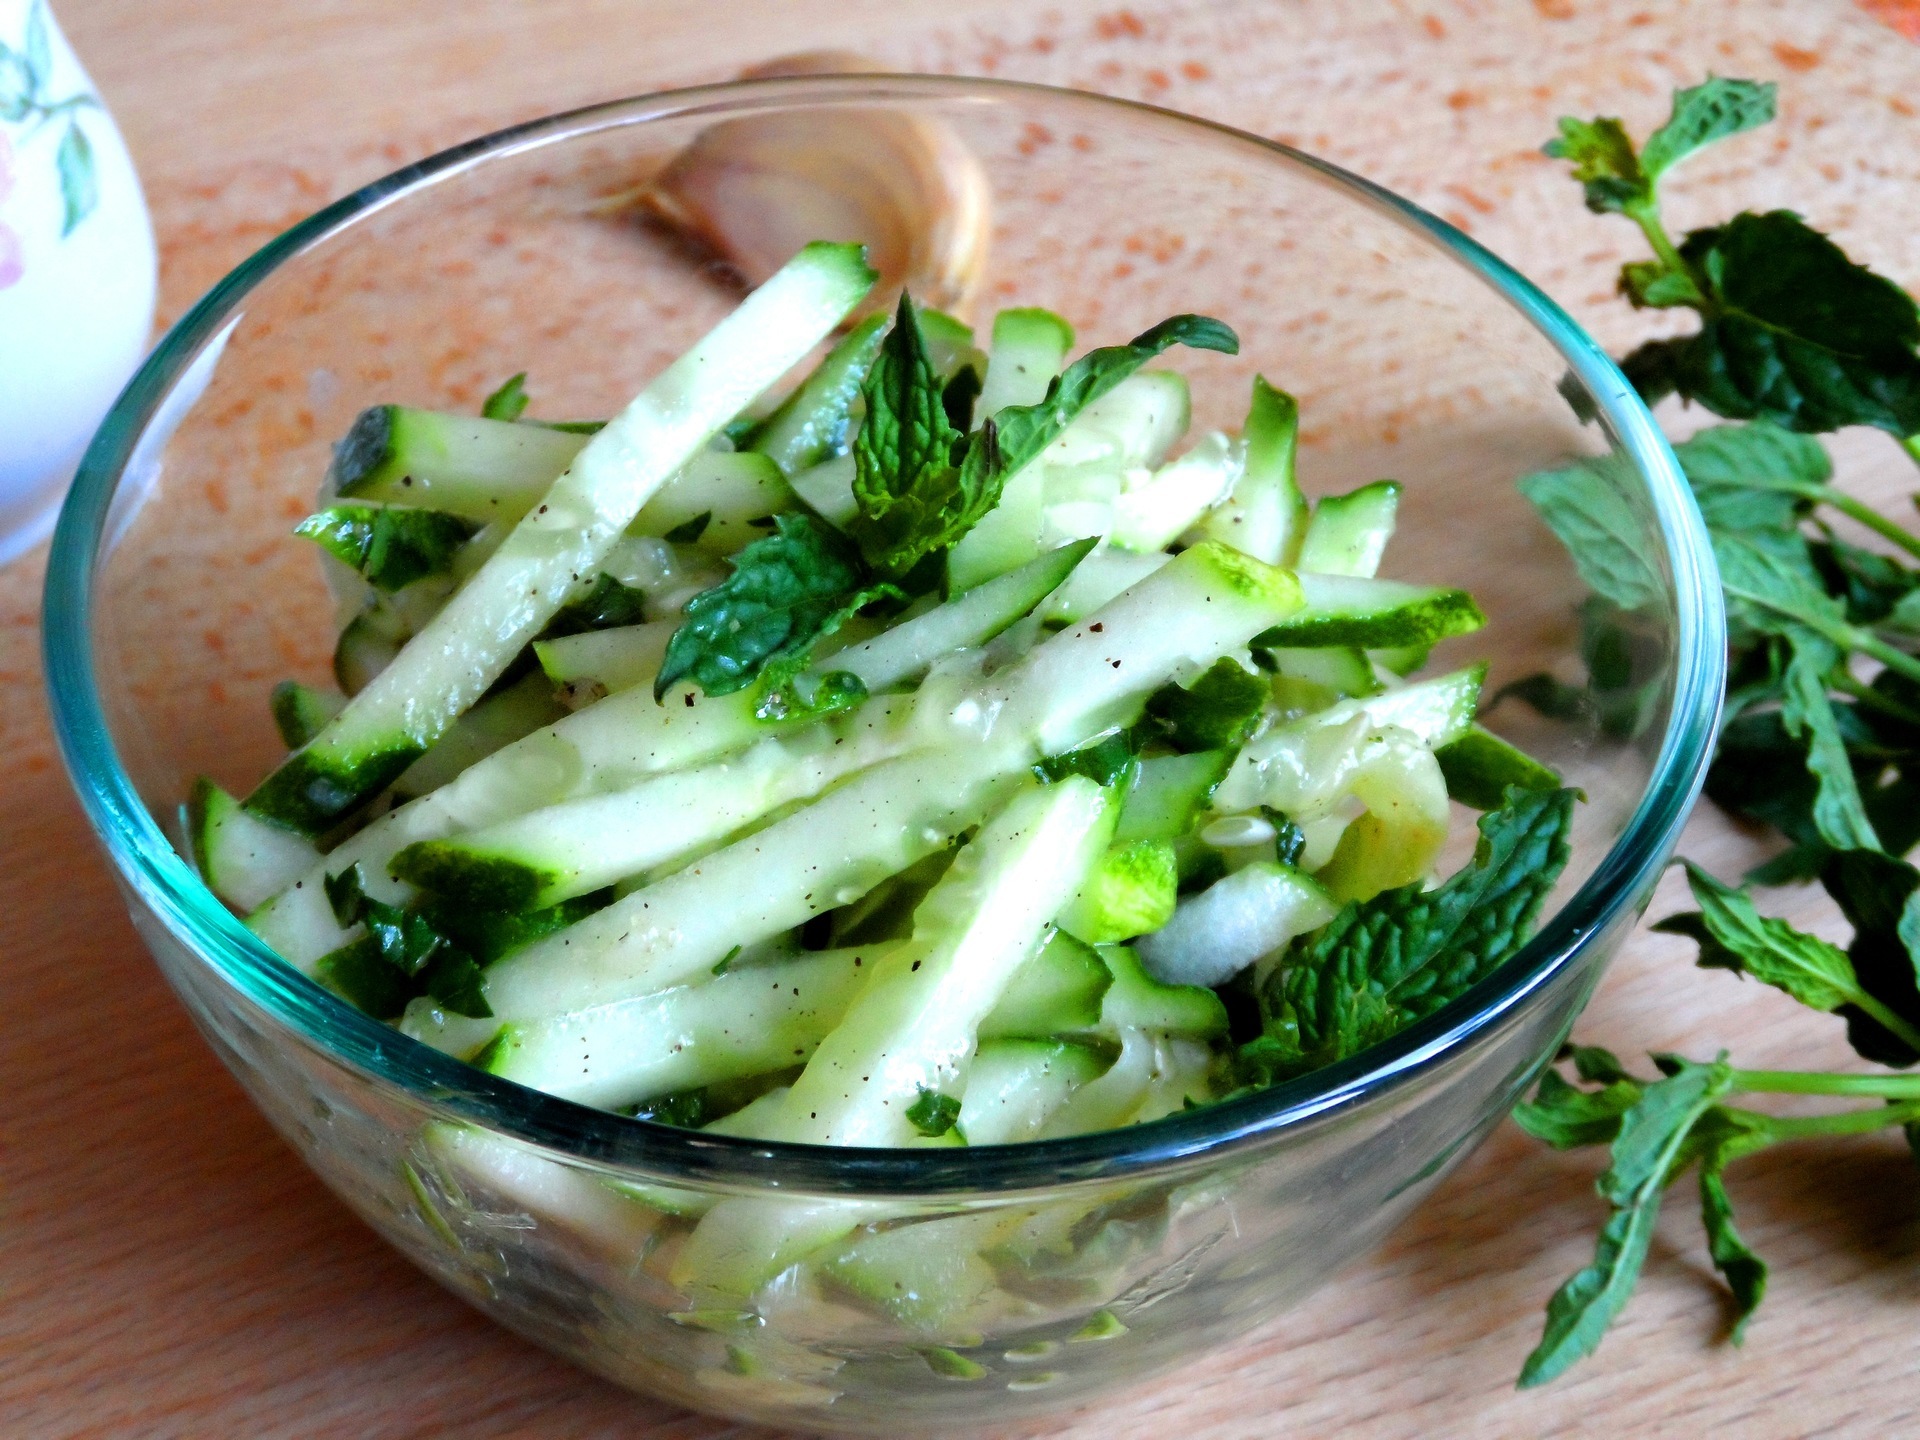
[271,681,344,750]
[1435,725,1564,810]
[247,242,877,834]
[978,929,1113,1041]
[1115,751,1230,844]
[248,685,783,972]
[1216,663,1484,815]
[787,452,857,528]
[1097,944,1229,1038]
[742,313,887,475]
[447,947,882,1110]
[468,750,1031,1025]
[1197,376,1306,566]
[1296,480,1401,578]
[947,309,1076,590]
[1314,727,1451,904]
[1108,431,1243,553]
[977,307,1074,416]
[390,697,920,911]
[533,621,676,694]
[188,778,320,913]
[329,407,589,519]
[1133,862,1336,988]
[392,671,564,800]
[824,539,1093,694]
[958,1040,1109,1145]
[630,451,796,556]
[986,540,1305,755]
[1035,546,1170,625]
[1056,840,1177,946]
[1262,645,1379,712]
[1253,573,1485,650]
[814,1208,1025,1337]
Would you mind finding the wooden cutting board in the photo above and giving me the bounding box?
[7,2,1919,1435]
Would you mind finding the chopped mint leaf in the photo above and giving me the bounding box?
[750,581,899,722]
[549,572,649,635]
[1246,787,1576,1082]
[315,935,412,1019]
[633,1089,711,1129]
[481,372,531,421]
[423,950,492,1018]
[324,863,369,927]
[655,512,868,701]
[906,1087,961,1137]
[1143,658,1268,753]
[295,505,475,593]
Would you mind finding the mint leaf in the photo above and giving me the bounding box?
[1255,787,1576,1078]
[1639,78,1777,182]
[1654,861,1867,1012]
[1543,115,1649,216]
[655,512,867,700]
[1697,1140,1768,1343]
[1519,1058,1733,1387]
[1644,212,1920,435]
[1674,421,1828,534]
[295,505,475,592]
[750,580,901,722]
[1516,456,1664,613]
[662,510,712,545]
[1780,634,1881,852]
[1819,849,1920,1067]
[423,951,493,1019]
[481,372,531,421]
[848,295,974,577]
[1513,1065,1645,1149]
[990,314,1239,477]
[906,1088,961,1137]
[1143,657,1268,753]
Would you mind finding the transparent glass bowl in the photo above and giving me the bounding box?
[43,77,1722,1433]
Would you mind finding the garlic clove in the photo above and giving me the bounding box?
[642,55,990,318]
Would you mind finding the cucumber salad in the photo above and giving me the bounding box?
[192,240,1576,1158]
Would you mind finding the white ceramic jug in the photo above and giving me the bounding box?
[0,0,155,563]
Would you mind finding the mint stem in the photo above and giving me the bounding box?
[1815,486,1920,562]
[1725,1098,1920,1140]
[1729,1068,1920,1099]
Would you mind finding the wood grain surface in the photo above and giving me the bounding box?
[7,2,1920,1436]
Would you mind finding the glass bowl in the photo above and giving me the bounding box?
[42,76,1722,1433]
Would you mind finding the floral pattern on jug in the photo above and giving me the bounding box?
[0,0,154,562]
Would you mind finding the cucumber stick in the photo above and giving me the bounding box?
[978,929,1112,1041]
[670,779,1112,1298]
[1056,839,1178,945]
[1297,480,1401,578]
[1255,573,1485,651]
[465,750,1031,1028]
[1198,376,1306,565]
[247,242,877,834]
[742,313,887,475]
[247,684,782,971]
[957,1040,1108,1146]
[1435,724,1563,810]
[329,408,589,518]
[1217,663,1484,816]
[1107,430,1243,553]
[533,621,676,694]
[1135,862,1337,987]
[753,776,1112,1147]
[948,309,1075,591]
[440,946,886,1109]
[986,540,1304,755]
[390,697,922,910]
[188,779,320,913]
[820,538,1094,695]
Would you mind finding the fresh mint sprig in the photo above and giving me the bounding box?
[1513,75,1920,1386]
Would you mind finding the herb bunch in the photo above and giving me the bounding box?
[1511,78,1920,1386]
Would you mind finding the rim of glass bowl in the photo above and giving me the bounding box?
[43,75,1725,1198]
